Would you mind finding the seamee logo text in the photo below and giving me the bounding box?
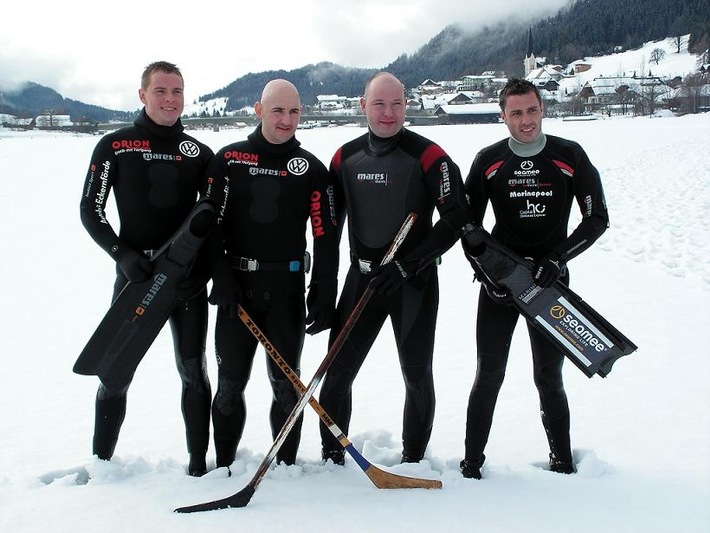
[553,306,608,353]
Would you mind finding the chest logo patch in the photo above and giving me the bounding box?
[179,141,200,158]
[521,160,534,170]
[287,157,309,176]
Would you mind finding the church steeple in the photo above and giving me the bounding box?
[527,26,533,58]
[524,27,536,78]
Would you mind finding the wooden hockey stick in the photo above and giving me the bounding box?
[235,304,442,489]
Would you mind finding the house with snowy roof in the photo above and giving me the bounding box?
[434,103,501,124]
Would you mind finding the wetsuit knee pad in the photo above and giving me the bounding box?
[474,365,506,391]
[177,356,210,393]
[269,377,299,413]
[401,364,433,388]
[97,381,130,400]
[213,376,247,416]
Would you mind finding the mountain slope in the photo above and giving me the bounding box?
[2,0,706,120]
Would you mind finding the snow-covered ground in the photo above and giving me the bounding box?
[0,113,708,532]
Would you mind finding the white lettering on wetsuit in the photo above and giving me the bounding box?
[94,160,110,224]
[249,167,287,177]
[142,153,182,162]
[439,161,451,201]
[510,190,553,198]
[519,199,546,218]
[357,172,388,184]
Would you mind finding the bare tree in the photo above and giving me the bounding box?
[650,48,666,65]
[671,35,684,54]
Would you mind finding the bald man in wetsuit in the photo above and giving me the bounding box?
[204,79,339,468]
[80,61,214,476]
[318,72,469,466]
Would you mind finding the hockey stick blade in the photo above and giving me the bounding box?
[359,459,442,489]
[175,486,255,513]
[237,305,442,490]
[174,212,419,513]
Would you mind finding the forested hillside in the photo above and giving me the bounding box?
[2,0,707,119]
[386,0,709,90]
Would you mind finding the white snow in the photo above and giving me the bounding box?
[0,112,708,532]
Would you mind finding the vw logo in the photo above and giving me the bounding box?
[288,157,309,176]
[179,141,200,158]
[521,160,534,170]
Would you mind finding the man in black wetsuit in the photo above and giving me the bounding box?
[79,61,214,476]
[460,78,609,479]
[204,79,339,468]
[318,72,469,465]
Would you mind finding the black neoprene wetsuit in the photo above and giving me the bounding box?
[79,109,214,461]
[204,125,339,466]
[463,133,609,466]
[318,128,469,461]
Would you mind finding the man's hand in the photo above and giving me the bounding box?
[534,252,565,288]
[370,259,419,297]
[208,270,242,319]
[117,248,154,283]
[305,278,338,335]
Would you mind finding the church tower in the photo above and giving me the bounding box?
[524,27,536,77]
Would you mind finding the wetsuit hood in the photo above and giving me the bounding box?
[134,108,184,139]
[248,124,301,155]
[366,128,404,156]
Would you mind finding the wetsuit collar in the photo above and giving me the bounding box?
[508,132,547,157]
[134,108,184,138]
[248,124,301,154]
[366,128,403,156]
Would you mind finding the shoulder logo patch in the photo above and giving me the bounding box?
[179,141,200,158]
[288,157,309,176]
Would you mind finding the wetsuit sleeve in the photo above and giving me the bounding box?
[79,136,124,260]
[463,151,490,226]
[328,148,348,248]
[201,151,232,277]
[203,151,229,224]
[552,145,609,262]
[310,157,340,284]
[406,146,469,269]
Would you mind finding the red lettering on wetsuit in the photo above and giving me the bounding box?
[224,151,259,163]
[111,139,151,150]
[310,190,324,237]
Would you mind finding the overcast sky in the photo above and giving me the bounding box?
[1,0,569,112]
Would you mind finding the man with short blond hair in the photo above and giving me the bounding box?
[80,61,214,476]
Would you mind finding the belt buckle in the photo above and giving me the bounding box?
[239,257,259,271]
[358,258,372,274]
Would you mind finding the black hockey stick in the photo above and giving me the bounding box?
[175,212,418,513]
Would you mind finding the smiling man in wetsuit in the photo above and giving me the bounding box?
[80,61,214,476]
[318,72,469,466]
[203,79,339,468]
[460,78,609,479]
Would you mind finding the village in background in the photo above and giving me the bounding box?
[1,32,709,133]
